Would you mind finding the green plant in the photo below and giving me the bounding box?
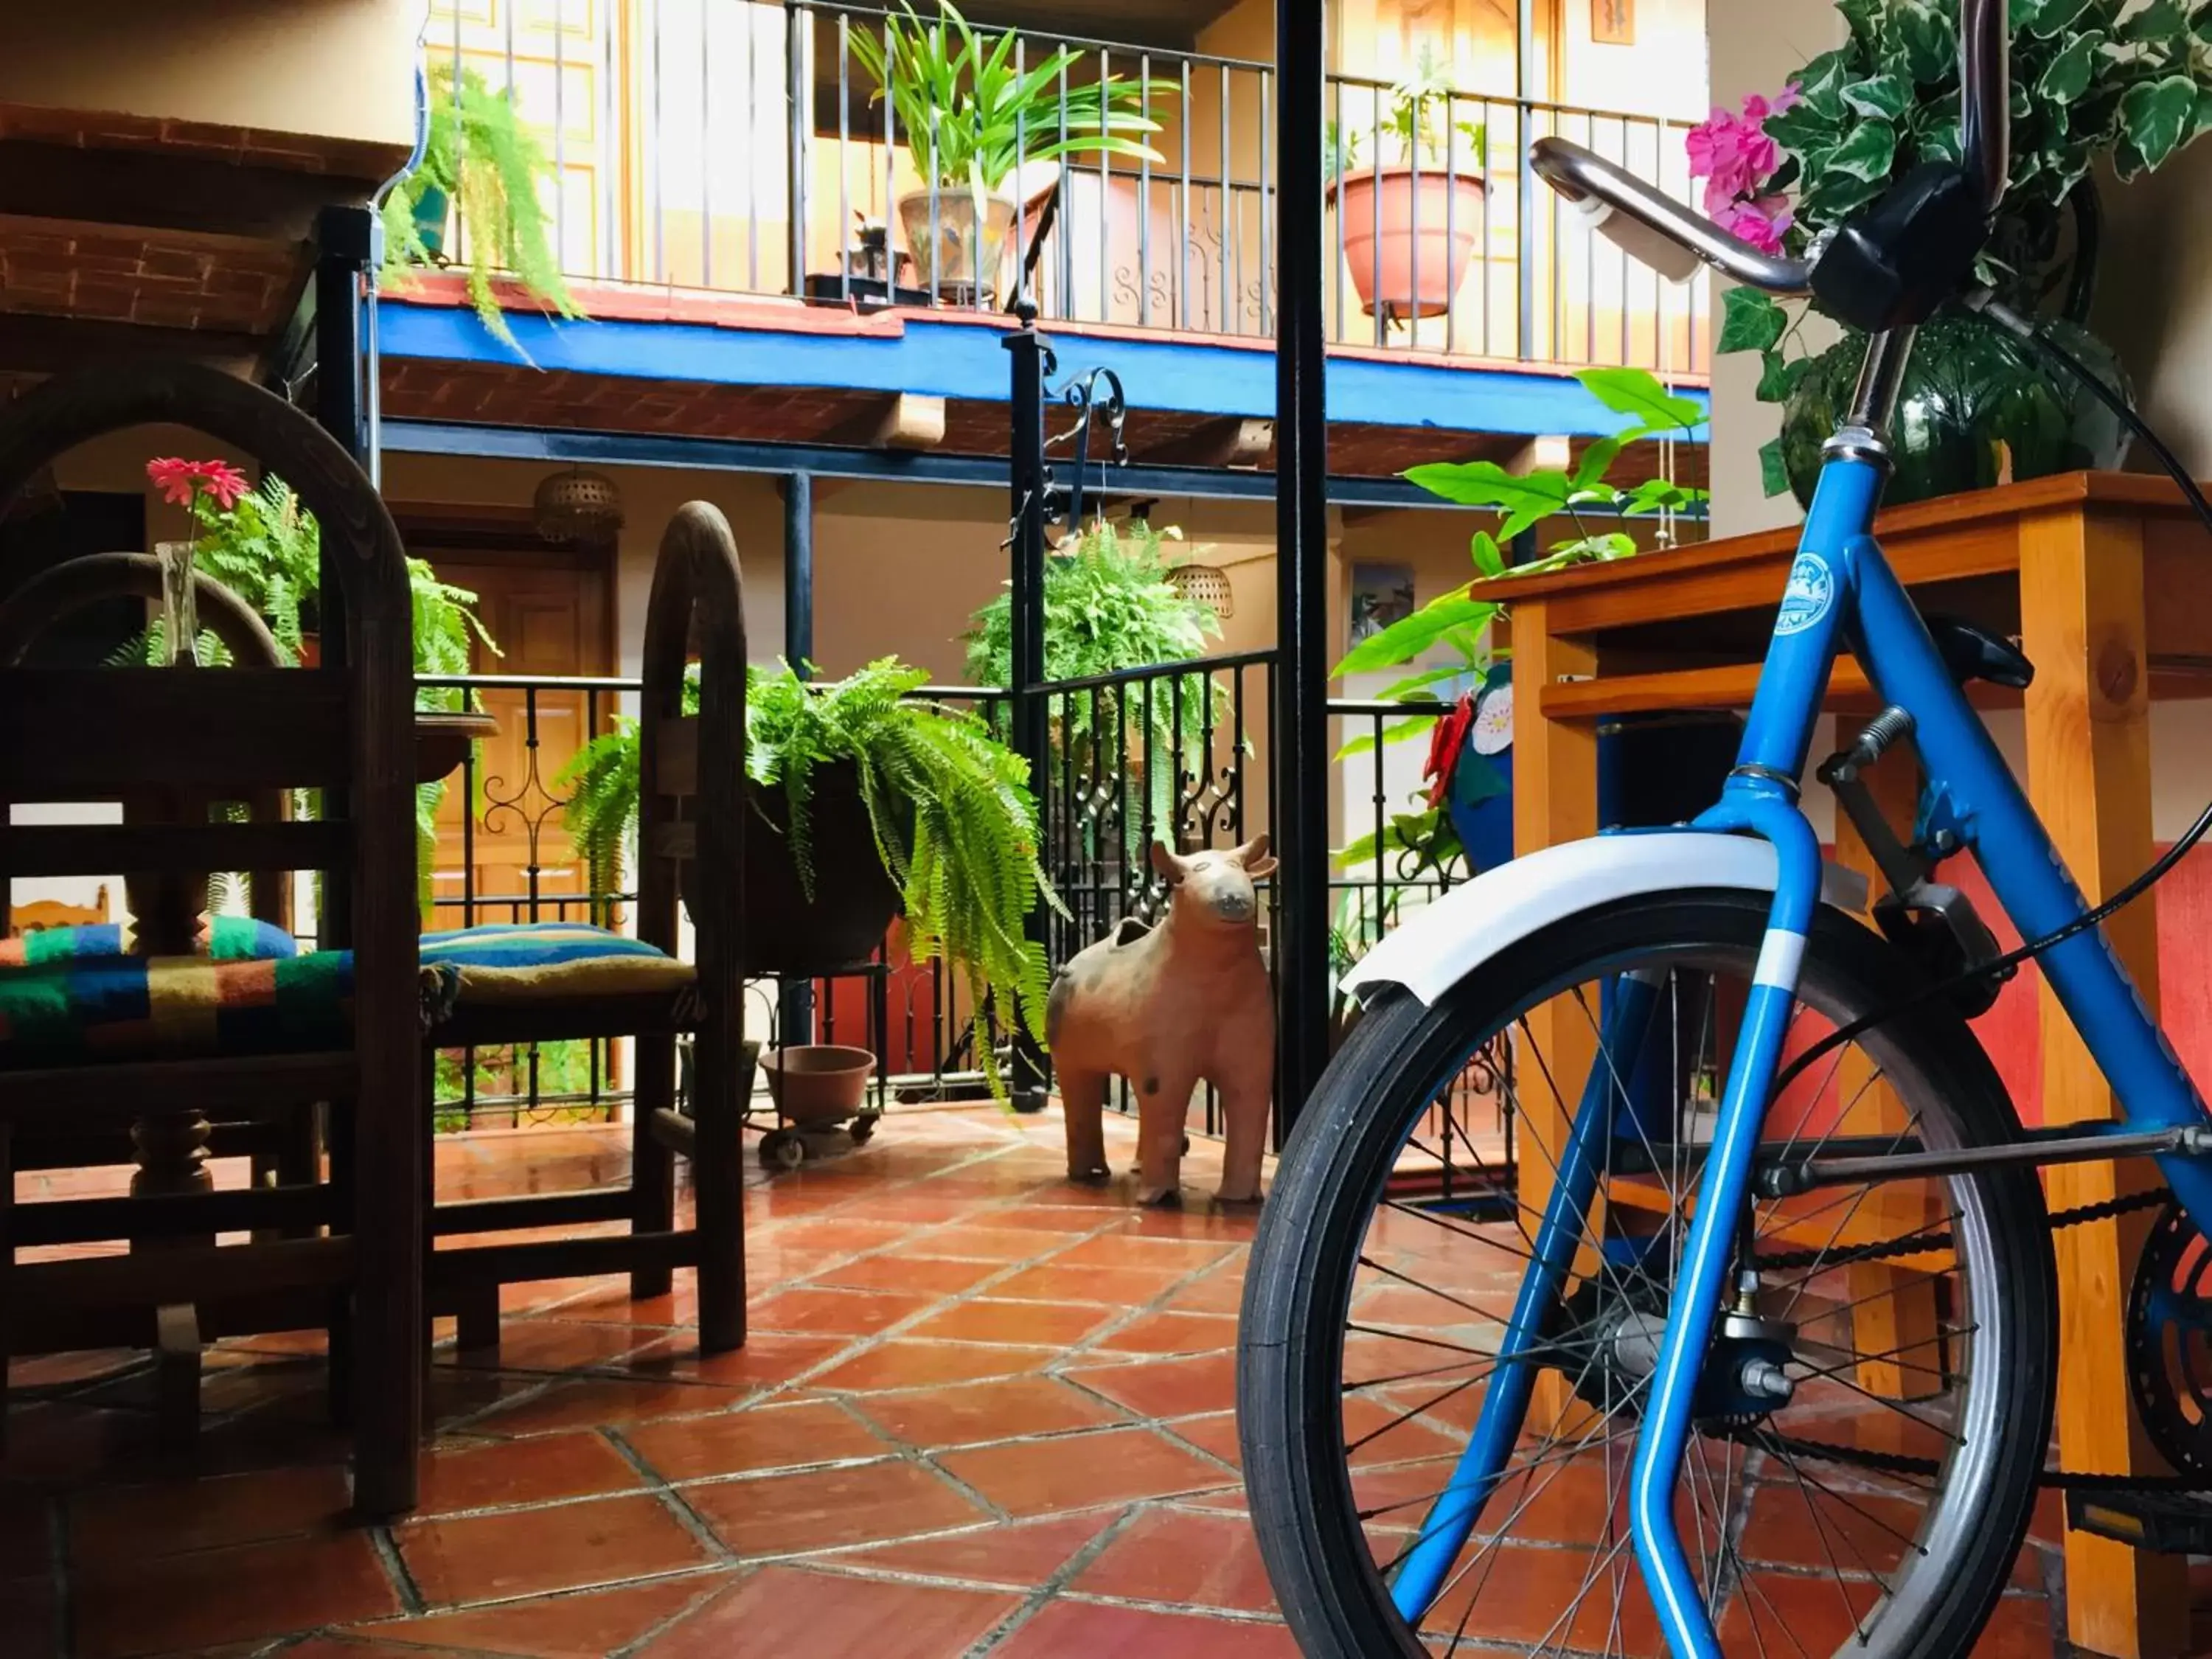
[1331,365,1708,874]
[964,518,1226,857]
[849,0,1163,197]
[1712,0,2212,490]
[1326,44,1489,181]
[560,658,1060,1096]
[380,61,582,354]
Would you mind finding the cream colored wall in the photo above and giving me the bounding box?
[1556,0,1707,119]
[1703,0,1841,540]
[0,0,421,153]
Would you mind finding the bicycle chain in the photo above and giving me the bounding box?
[1747,1185,2187,1492]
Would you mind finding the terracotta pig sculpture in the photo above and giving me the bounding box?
[1047,835,1277,1205]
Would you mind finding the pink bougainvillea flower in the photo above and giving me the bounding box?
[1714,195,1795,255]
[145,456,251,511]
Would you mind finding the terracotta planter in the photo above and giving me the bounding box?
[761,1045,877,1127]
[897,187,1017,299]
[737,761,903,978]
[1328,166,1488,319]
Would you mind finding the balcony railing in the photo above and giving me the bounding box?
[420,0,1705,372]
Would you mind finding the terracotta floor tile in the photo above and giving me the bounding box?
[394,1492,715,1608]
[1163,1411,1243,1467]
[833,1194,985,1225]
[1718,1571,1882,1659]
[987,1262,1190,1305]
[1048,1232,1238,1269]
[348,1574,728,1657]
[684,1458,987,1555]
[936,1426,1234,1517]
[813,1255,1008,1295]
[760,1218,918,1254]
[905,1225,1064,1262]
[746,1286,939,1337]
[624,1331,851,1388]
[811,1340,1059,1393]
[68,1462,352,1564]
[415,1431,647,1514]
[73,1532,402,1658]
[835,1512,1112,1587]
[1974,1593,2059,1659]
[990,1601,1298,1658]
[856,1377,1127,1448]
[638,1565,1017,1659]
[1072,1506,1278,1611]
[905,1299,1117,1347]
[1121,1207,1262,1242]
[465,1377,748,1436]
[441,1317,658,1374]
[1161,1262,1251,1315]
[1066,1352,1241,1419]
[624,1400,888,1481]
[1091,1310,1242,1356]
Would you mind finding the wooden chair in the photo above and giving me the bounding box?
[0,361,423,1516]
[0,553,318,1237]
[429,501,748,1356]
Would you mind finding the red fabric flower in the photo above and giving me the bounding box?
[1422,694,1478,809]
[145,457,251,511]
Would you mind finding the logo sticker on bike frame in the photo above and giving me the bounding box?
[1774,552,1835,636]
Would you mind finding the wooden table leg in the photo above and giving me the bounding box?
[1510,599,1600,1429]
[2020,505,2188,1659]
[1826,744,1946,1407]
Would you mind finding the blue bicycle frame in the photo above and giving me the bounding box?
[1393,439,2212,1656]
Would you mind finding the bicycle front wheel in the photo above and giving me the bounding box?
[1239,890,2056,1658]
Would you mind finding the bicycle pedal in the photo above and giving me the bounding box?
[2065,1488,2212,1555]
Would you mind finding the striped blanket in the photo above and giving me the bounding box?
[0,914,298,967]
[0,920,694,1064]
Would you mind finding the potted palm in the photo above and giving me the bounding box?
[560,658,1058,1094]
[1327,46,1489,320]
[849,0,1164,299]
[379,61,582,354]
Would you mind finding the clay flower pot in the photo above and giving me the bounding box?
[1328,166,1488,319]
[897,187,1017,298]
[762,1045,878,1127]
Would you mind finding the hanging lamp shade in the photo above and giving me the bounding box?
[1167,561,1235,619]
[533,467,625,542]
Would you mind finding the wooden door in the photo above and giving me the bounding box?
[422,548,614,931]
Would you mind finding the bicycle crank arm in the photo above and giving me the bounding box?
[1758,1121,2212,1197]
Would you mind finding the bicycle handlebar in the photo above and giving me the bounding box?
[1536,0,2008,295]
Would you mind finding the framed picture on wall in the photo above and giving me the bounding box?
[1593,0,1635,44]
[1349,562,1416,650]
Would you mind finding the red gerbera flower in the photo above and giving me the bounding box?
[145,457,252,512]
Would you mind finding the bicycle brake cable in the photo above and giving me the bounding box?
[1767,297,2212,1101]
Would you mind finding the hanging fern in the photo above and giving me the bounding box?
[380,61,582,355]
[560,658,1061,1096]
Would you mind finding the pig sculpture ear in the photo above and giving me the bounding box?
[1234,833,1278,880]
[1149,842,1187,885]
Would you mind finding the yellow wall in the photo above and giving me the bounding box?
[0,0,420,153]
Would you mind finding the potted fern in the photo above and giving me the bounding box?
[1326,46,1489,320]
[380,61,582,353]
[560,658,1057,1089]
[849,0,1163,297]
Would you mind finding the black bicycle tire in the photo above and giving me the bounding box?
[1237,890,2058,1659]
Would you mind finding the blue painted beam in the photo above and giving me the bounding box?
[375,299,1710,443]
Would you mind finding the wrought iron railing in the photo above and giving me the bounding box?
[420,0,1705,371]
[414,665,1512,1203]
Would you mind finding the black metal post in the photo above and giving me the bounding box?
[1004,303,1053,1111]
[1273,0,1330,1129]
[780,471,817,1047]
[786,0,810,296]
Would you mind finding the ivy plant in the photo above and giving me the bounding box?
[1714,0,2212,492]
[1332,365,1708,874]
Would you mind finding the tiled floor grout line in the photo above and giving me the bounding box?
[366,1521,429,1618]
[603,1570,747,1659]
[962,1501,1146,1656]
[601,1426,743,1568]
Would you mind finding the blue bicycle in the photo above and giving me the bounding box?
[1237,4,2212,1654]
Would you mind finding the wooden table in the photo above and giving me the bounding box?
[1477,473,2208,1659]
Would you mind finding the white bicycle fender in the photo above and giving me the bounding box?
[1342,831,1870,1007]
